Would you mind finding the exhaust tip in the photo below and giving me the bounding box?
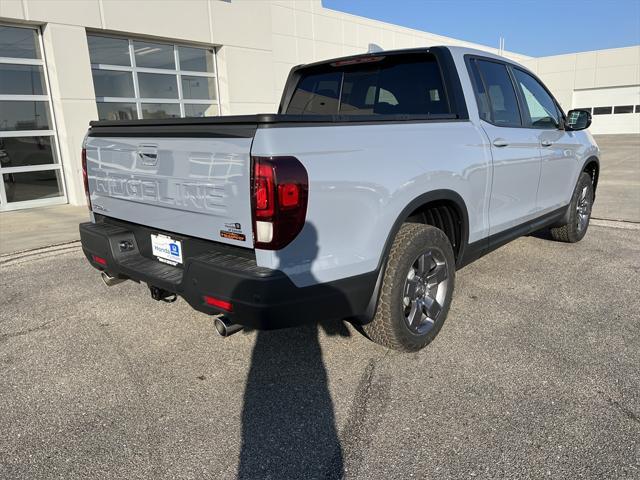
[214,316,243,337]
[101,271,126,287]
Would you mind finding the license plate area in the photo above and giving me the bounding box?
[151,233,183,266]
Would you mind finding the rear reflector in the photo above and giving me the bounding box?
[92,255,107,266]
[204,295,233,312]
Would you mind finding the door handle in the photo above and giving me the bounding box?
[541,140,553,147]
[493,138,508,147]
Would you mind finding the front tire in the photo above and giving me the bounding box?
[550,172,594,243]
[363,223,455,352]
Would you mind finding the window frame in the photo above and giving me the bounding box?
[465,54,566,131]
[0,23,67,211]
[510,66,563,130]
[465,56,525,128]
[88,34,220,120]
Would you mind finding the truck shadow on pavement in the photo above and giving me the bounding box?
[236,223,352,479]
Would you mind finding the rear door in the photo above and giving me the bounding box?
[84,130,255,248]
[468,57,542,234]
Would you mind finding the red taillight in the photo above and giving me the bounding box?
[92,255,107,266]
[81,147,91,211]
[251,156,308,250]
[204,295,233,312]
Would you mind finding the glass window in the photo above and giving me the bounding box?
[0,136,57,168]
[87,35,130,66]
[137,72,178,98]
[613,105,634,114]
[287,54,449,116]
[0,64,47,95]
[0,25,65,210]
[287,71,341,115]
[181,76,217,100]
[575,107,591,113]
[474,60,522,127]
[0,26,41,59]
[141,103,181,119]
[91,69,134,98]
[178,46,215,73]
[3,169,63,203]
[133,41,175,69]
[88,35,218,121]
[593,107,612,115]
[97,102,138,121]
[512,68,560,128]
[636,105,640,113]
[0,101,52,131]
[184,104,218,117]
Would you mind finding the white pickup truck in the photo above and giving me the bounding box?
[80,46,599,352]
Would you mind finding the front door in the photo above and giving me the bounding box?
[510,67,580,213]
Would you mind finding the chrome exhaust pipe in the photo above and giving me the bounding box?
[101,271,126,287]
[213,316,243,337]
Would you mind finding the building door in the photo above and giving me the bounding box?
[0,24,66,211]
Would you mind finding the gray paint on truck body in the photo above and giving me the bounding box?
[83,46,600,288]
[84,136,254,248]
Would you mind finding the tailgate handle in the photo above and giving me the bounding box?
[137,144,158,166]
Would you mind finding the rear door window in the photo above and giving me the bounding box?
[472,59,522,127]
[286,54,450,116]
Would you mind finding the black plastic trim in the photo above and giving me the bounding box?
[459,205,568,267]
[80,217,377,329]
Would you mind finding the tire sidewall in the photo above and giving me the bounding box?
[385,225,456,351]
[567,173,594,242]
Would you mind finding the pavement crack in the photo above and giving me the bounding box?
[327,350,391,479]
[0,321,54,345]
[604,396,640,425]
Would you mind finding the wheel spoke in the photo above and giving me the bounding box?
[417,252,433,276]
[423,295,442,320]
[408,300,424,328]
[405,277,419,298]
[426,263,447,286]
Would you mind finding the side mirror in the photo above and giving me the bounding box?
[566,109,592,131]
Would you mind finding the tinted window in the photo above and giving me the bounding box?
[474,60,521,127]
[287,72,341,115]
[0,64,47,95]
[133,41,175,70]
[613,105,633,114]
[137,73,178,98]
[512,68,560,128]
[0,101,52,130]
[0,26,41,59]
[91,69,135,98]
[97,102,138,121]
[575,107,591,113]
[593,107,612,115]
[88,35,130,66]
[178,46,215,73]
[286,54,450,116]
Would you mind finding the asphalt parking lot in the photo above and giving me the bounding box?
[1,136,639,479]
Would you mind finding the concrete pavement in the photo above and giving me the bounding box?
[1,222,638,479]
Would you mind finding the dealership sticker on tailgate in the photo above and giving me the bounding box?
[151,234,183,266]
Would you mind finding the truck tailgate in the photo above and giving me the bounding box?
[84,134,254,248]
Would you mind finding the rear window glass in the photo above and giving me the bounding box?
[286,54,450,116]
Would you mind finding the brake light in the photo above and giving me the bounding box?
[204,295,233,312]
[251,156,308,250]
[81,147,91,210]
[92,255,107,266]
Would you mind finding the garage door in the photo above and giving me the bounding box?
[572,85,640,134]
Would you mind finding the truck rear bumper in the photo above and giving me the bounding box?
[79,217,377,329]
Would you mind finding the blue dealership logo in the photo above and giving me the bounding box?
[170,243,180,256]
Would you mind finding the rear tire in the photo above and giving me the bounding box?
[363,223,455,352]
[549,172,594,243]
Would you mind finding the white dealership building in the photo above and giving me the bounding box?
[0,0,638,211]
